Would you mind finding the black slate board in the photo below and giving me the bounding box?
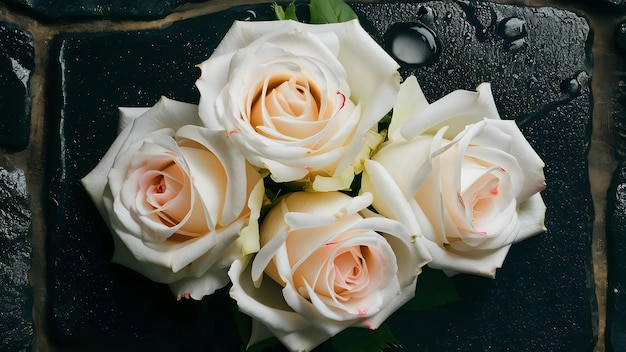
[0,22,33,151]
[45,1,596,351]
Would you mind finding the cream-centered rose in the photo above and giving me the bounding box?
[229,191,430,352]
[361,76,547,277]
[196,19,399,191]
[81,97,265,299]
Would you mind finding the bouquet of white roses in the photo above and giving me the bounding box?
[81,0,547,351]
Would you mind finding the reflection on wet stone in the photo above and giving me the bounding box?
[0,166,33,352]
[0,23,33,151]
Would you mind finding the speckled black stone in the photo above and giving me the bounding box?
[3,0,205,19]
[614,20,626,160]
[607,165,626,352]
[610,10,626,347]
[45,1,595,351]
[0,166,33,352]
[0,22,33,151]
[609,22,626,351]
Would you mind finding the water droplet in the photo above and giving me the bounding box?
[560,75,582,97]
[417,6,435,24]
[501,17,526,39]
[385,22,440,66]
[497,17,529,51]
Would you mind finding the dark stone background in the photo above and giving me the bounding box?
[1,0,624,351]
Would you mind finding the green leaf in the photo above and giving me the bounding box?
[284,2,298,21]
[402,267,461,311]
[272,3,286,20]
[272,2,298,21]
[309,0,357,24]
[272,3,285,21]
[331,324,400,352]
[377,113,392,134]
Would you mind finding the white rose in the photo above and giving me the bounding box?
[196,19,400,191]
[361,76,547,277]
[229,191,430,352]
[81,97,265,299]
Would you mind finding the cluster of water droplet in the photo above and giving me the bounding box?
[383,4,535,68]
[378,2,588,130]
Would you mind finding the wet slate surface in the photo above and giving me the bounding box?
[46,1,595,351]
[0,22,33,151]
[2,0,204,19]
[0,166,33,352]
[615,20,626,159]
[608,161,626,352]
[608,21,626,349]
[596,0,626,12]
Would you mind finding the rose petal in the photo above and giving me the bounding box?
[82,97,200,218]
[196,20,400,189]
[516,192,548,240]
[400,82,500,140]
[118,106,150,133]
[482,120,546,201]
[362,160,436,242]
[229,257,322,351]
[310,165,355,192]
[176,125,253,226]
[388,75,429,141]
[168,266,230,300]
